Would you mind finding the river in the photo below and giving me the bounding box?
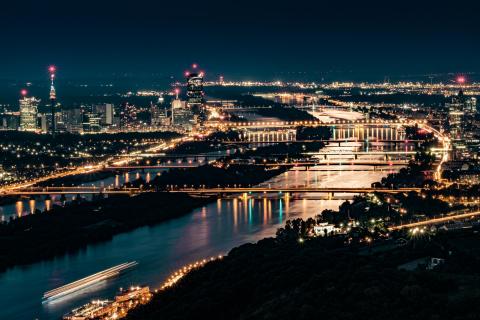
[0,132,413,319]
[0,166,395,319]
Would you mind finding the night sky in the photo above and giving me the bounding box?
[1,0,479,81]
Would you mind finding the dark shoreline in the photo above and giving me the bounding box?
[0,193,212,272]
[0,140,329,272]
[127,225,480,320]
[0,165,289,272]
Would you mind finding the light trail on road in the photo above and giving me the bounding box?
[389,210,480,231]
[0,136,189,193]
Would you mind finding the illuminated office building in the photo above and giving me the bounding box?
[447,91,465,140]
[185,65,205,110]
[19,93,40,131]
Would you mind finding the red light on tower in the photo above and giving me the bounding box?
[192,63,198,69]
[20,89,27,96]
[48,65,56,73]
[185,71,190,77]
[457,76,466,84]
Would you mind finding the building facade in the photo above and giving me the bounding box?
[19,97,40,131]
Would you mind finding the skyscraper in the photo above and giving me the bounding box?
[150,103,165,127]
[63,108,83,133]
[19,91,40,131]
[120,103,138,129]
[447,90,465,140]
[93,103,114,125]
[466,97,477,114]
[185,65,205,109]
[48,66,57,135]
[170,88,183,125]
[82,110,102,133]
[105,103,114,125]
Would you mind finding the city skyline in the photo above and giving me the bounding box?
[3,2,480,319]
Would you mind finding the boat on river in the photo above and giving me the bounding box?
[42,262,138,302]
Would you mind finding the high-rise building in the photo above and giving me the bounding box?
[0,112,20,130]
[48,66,58,135]
[105,103,114,125]
[120,103,138,129]
[185,65,206,124]
[39,111,63,133]
[174,107,194,131]
[170,88,186,125]
[447,91,465,140]
[19,92,40,131]
[151,104,169,127]
[63,108,83,133]
[82,111,102,133]
[93,103,114,125]
[466,97,477,114]
[172,90,194,131]
[40,113,50,133]
[54,111,65,132]
[185,66,205,109]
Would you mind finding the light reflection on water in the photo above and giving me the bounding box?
[0,166,390,320]
[0,141,405,319]
[0,169,166,221]
[0,141,409,221]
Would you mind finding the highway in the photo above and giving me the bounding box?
[390,210,480,231]
[0,136,190,194]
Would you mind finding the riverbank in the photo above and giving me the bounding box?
[127,223,480,320]
[0,193,212,272]
[0,163,392,319]
[0,136,331,272]
[0,162,289,272]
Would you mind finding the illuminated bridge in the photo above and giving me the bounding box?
[103,160,409,171]
[205,119,413,129]
[1,186,141,196]
[220,139,421,145]
[208,119,422,144]
[262,160,408,166]
[1,186,422,197]
[104,164,201,170]
[305,151,418,157]
[116,153,224,159]
[168,187,422,195]
[305,150,420,161]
